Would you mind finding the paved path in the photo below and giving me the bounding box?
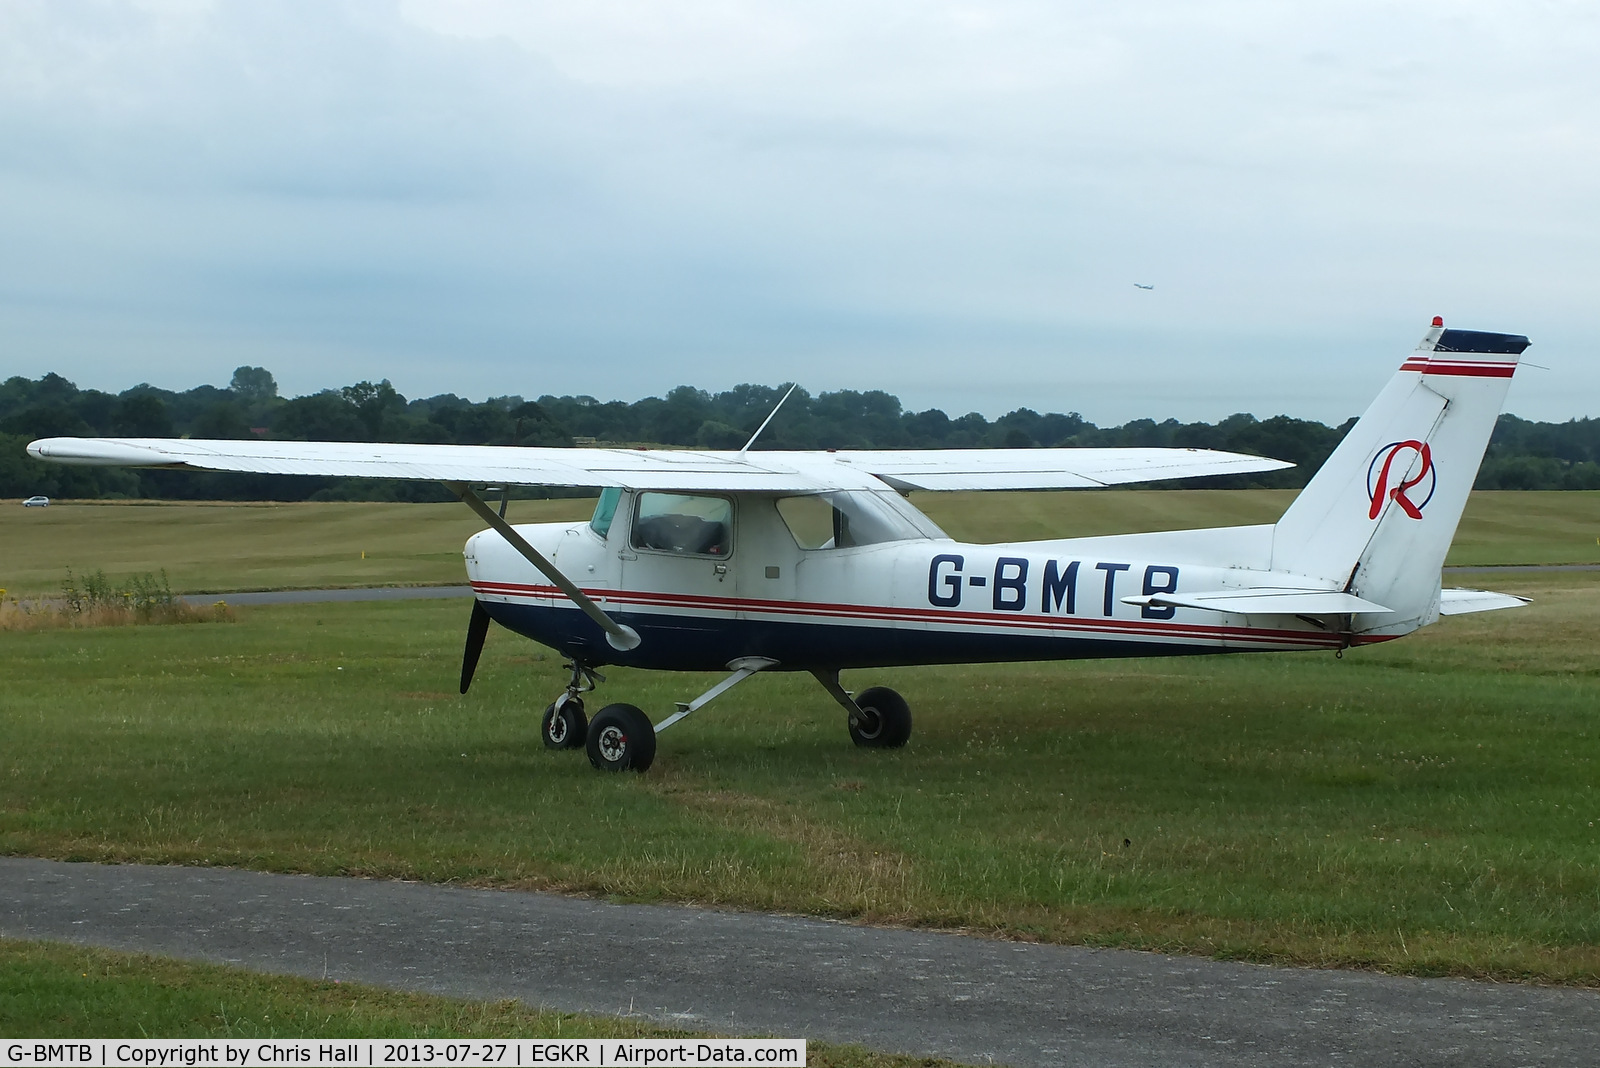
[1444,563,1600,573]
[179,585,474,606]
[3,858,1596,1067]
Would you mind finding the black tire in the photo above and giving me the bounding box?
[541,698,587,750]
[849,686,912,748]
[586,703,657,772]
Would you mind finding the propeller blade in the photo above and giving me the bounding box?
[460,599,491,694]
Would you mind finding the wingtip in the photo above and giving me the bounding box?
[24,437,179,467]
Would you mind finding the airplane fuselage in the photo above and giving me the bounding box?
[466,491,1401,673]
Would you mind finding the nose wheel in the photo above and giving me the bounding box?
[543,660,601,750]
[541,697,587,750]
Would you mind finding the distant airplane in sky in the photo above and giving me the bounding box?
[1133,283,1155,290]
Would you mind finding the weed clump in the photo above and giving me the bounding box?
[0,569,233,631]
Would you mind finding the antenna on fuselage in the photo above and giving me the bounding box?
[739,383,798,455]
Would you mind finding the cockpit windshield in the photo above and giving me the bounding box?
[589,486,622,538]
[775,491,947,550]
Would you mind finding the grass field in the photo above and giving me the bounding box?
[2,569,1597,986]
[0,940,933,1064]
[4,490,1599,597]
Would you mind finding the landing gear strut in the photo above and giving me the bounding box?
[811,670,913,749]
[579,657,778,773]
[549,657,780,773]
[547,661,913,771]
[541,698,586,749]
[847,686,913,748]
[542,661,601,750]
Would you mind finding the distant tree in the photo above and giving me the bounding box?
[993,408,1051,448]
[74,390,119,434]
[429,402,511,445]
[191,401,252,439]
[0,432,58,496]
[1035,411,1087,446]
[1477,455,1566,490]
[903,408,952,447]
[695,420,746,449]
[509,401,569,446]
[0,375,34,414]
[31,372,79,407]
[637,386,712,445]
[274,391,364,441]
[10,368,1600,498]
[110,394,174,437]
[1564,462,1600,489]
[0,405,92,439]
[230,366,278,403]
[946,412,989,448]
[340,380,404,439]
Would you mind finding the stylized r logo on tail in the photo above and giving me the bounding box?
[1367,440,1435,520]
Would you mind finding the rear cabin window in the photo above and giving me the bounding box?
[776,491,940,549]
[631,492,733,556]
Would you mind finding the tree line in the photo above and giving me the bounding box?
[3,368,1597,501]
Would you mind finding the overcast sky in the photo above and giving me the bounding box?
[1,0,1594,424]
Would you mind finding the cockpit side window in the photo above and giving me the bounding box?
[631,492,733,556]
[590,486,622,539]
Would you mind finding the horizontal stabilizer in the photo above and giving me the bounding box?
[1122,588,1392,616]
[1438,588,1530,615]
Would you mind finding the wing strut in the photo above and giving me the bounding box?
[444,482,642,652]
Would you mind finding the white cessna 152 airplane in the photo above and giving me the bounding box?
[29,318,1530,772]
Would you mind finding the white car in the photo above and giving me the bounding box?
[22,496,49,507]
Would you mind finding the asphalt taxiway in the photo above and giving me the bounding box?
[3,857,1596,1067]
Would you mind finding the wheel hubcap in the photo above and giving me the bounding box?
[598,725,628,762]
[856,707,883,739]
[548,715,568,744]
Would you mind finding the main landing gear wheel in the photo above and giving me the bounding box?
[849,686,912,749]
[541,698,587,750]
[586,703,657,773]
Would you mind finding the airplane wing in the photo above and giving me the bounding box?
[25,437,1291,493]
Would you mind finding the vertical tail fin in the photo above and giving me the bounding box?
[1271,319,1528,630]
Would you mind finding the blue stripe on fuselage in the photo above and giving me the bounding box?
[480,600,1217,671]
